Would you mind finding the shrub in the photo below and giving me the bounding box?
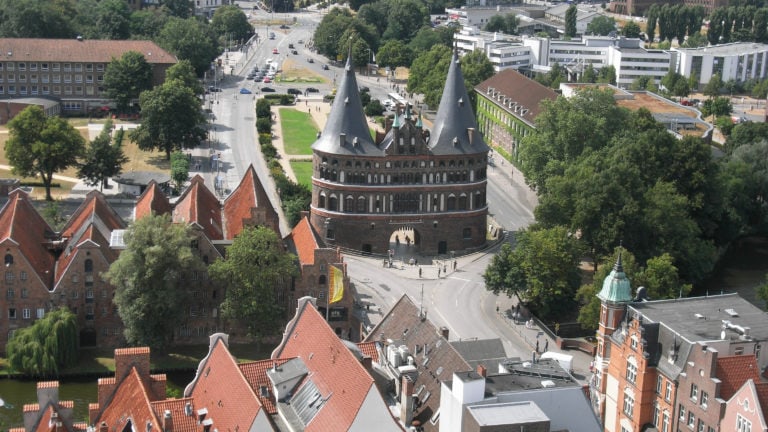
[259,133,272,145]
[256,99,271,118]
[256,117,272,134]
[261,143,278,159]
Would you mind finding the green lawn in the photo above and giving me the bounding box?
[290,160,313,187]
[280,108,318,155]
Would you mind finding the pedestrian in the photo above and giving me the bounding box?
[532,350,537,364]
[544,339,549,352]
[437,268,441,278]
[453,260,457,270]
[443,264,447,273]
[418,267,422,278]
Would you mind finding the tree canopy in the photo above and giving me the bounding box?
[484,13,518,34]
[209,226,298,341]
[587,15,616,36]
[6,307,79,377]
[5,106,85,201]
[103,51,154,113]
[210,5,253,47]
[408,47,494,109]
[78,119,129,190]
[564,5,577,37]
[158,17,218,75]
[131,79,208,159]
[105,213,206,350]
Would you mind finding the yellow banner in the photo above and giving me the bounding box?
[329,265,344,303]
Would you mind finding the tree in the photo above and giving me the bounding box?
[381,0,429,43]
[158,17,218,75]
[78,119,129,190]
[484,226,584,319]
[0,0,75,38]
[484,13,517,34]
[621,21,641,38]
[162,0,193,18]
[700,96,732,118]
[103,51,153,113]
[376,40,413,68]
[210,5,253,47]
[131,79,208,159]
[565,5,577,38]
[166,59,204,95]
[407,44,452,108]
[5,106,85,201]
[460,49,495,106]
[365,99,386,116]
[314,8,355,60]
[409,26,446,53]
[129,8,170,39]
[105,213,205,350]
[576,248,640,330]
[587,16,616,36]
[94,0,132,39]
[6,307,78,377]
[209,226,297,341]
[758,273,768,309]
[170,151,190,193]
[703,72,724,98]
[635,253,692,300]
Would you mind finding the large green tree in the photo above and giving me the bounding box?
[75,0,131,40]
[209,226,297,341]
[484,13,518,34]
[484,226,584,319]
[210,5,253,48]
[166,59,204,95]
[564,5,577,38]
[381,0,430,43]
[5,106,85,201]
[408,46,493,109]
[0,0,75,38]
[158,17,218,75]
[131,79,208,159]
[6,307,78,377]
[376,40,414,68]
[587,16,616,36]
[105,213,205,350]
[103,51,153,113]
[78,119,129,190]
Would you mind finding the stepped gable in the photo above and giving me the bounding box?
[363,294,473,432]
[173,175,223,240]
[271,298,387,432]
[285,216,319,266]
[11,381,86,432]
[223,164,279,239]
[0,189,56,287]
[474,68,558,126]
[717,355,761,401]
[54,191,126,287]
[428,50,489,156]
[311,55,384,157]
[134,180,172,220]
[239,358,292,414]
[184,334,265,432]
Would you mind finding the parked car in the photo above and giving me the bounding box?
[272,48,279,54]
[359,86,370,92]
[306,87,319,93]
[322,64,329,70]
[239,88,252,94]
[287,88,302,95]
[291,49,298,55]
[208,86,222,92]
[288,43,295,49]
[298,39,304,44]
[269,32,275,39]
[280,24,289,29]
[246,75,256,80]
[262,77,272,83]
[307,58,314,63]
[261,87,276,92]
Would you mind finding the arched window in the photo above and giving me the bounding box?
[458,194,468,210]
[84,259,93,273]
[4,254,12,266]
[318,193,326,209]
[345,196,355,213]
[328,196,338,211]
[357,196,367,213]
[319,275,327,285]
[447,195,457,211]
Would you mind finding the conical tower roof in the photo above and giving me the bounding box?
[311,55,383,157]
[597,251,633,305]
[428,51,490,156]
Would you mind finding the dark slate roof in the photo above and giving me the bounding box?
[428,51,489,156]
[450,339,507,371]
[311,56,383,157]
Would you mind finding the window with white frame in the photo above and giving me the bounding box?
[679,405,686,421]
[665,381,672,401]
[36,308,44,319]
[623,393,634,418]
[690,383,698,401]
[22,308,31,319]
[662,412,670,432]
[626,361,637,384]
[700,391,708,408]
[652,404,660,427]
[736,414,752,432]
[688,412,695,427]
[656,376,663,394]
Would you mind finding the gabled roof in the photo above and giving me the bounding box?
[717,355,761,401]
[149,398,199,432]
[0,189,55,287]
[475,68,558,127]
[312,56,384,157]
[222,164,278,239]
[450,338,507,371]
[428,51,489,156]
[55,191,126,286]
[96,368,161,432]
[173,176,223,240]
[184,334,264,432]
[0,38,176,64]
[134,181,172,220]
[285,216,319,266]
[239,358,292,414]
[272,298,386,431]
[364,295,473,431]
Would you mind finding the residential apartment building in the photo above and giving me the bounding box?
[591,253,768,432]
[0,38,176,116]
[474,68,558,162]
[674,43,768,90]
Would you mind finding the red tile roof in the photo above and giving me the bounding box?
[223,164,278,239]
[173,176,223,240]
[474,68,558,126]
[0,189,55,287]
[186,337,264,432]
[94,368,160,432]
[135,181,172,220]
[54,191,125,286]
[273,300,377,431]
[717,355,761,400]
[150,398,199,432]
[357,342,379,363]
[0,38,176,64]
[239,358,292,414]
[287,216,318,265]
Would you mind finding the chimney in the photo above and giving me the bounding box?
[362,356,372,370]
[99,422,109,432]
[163,410,173,432]
[439,326,449,340]
[477,364,487,378]
[400,375,415,426]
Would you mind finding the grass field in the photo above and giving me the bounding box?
[279,58,328,83]
[279,108,318,155]
[290,160,313,187]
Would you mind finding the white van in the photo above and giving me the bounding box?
[540,351,573,373]
[265,58,273,66]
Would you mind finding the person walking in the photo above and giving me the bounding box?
[544,339,549,352]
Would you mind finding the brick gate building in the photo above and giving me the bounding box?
[309,52,490,256]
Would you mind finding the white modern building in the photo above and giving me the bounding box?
[674,42,768,89]
[607,45,671,88]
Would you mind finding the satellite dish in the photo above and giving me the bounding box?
[720,330,726,340]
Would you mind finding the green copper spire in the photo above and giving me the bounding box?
[597,249,633,304]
